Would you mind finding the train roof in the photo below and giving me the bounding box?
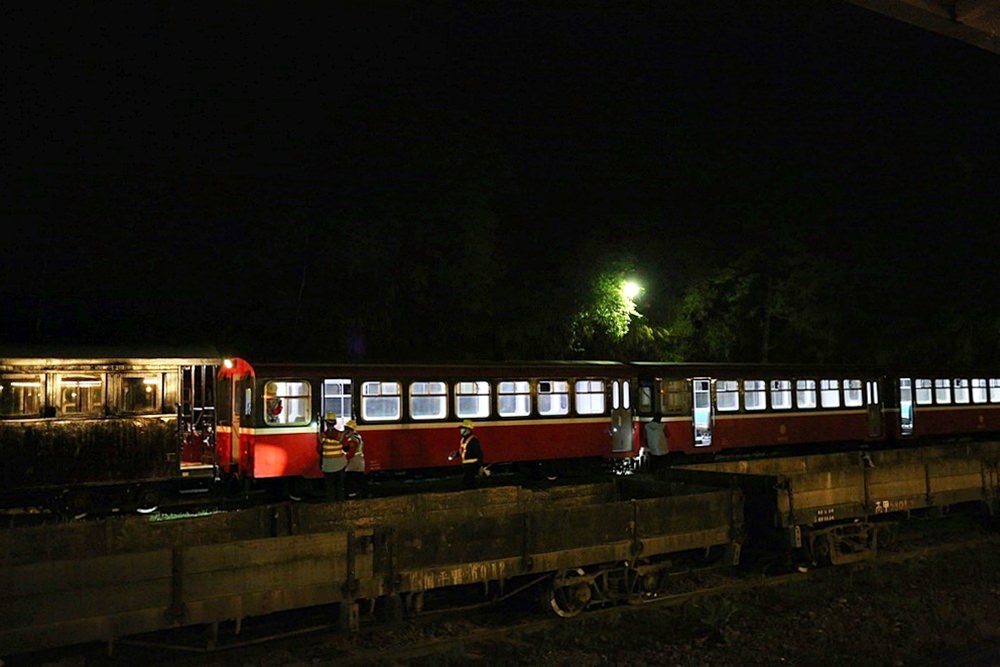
[0,345,223,368]
[222,357,635,379]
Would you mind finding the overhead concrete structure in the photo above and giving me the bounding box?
[848,0,1000,54]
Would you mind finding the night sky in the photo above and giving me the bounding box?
[3,2,999,363]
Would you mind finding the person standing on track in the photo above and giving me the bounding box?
[318,412,347,501]
[343,419,369,499]
[457,419,485,490]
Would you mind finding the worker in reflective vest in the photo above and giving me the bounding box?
[457,419,484,490]
[318,412,347,501]
[343,419,369,499]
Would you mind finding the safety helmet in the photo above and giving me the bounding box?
[460,419,474,430]
[325,412,337,421]
[345,419,357,430]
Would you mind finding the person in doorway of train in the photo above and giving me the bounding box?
[456,419,485,490]
[318,412,347,501]
[644,413,668,477]
[343,419,370,499]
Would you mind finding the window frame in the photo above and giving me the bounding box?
[574,379,606,415]
[455,380,491,419]
[361,380,402,422]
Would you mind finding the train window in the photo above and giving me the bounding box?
[455,381,490,418]
[991,379,1000,403]
[915,378,933,405]
[953,379,970,404]
[770,380,792,410]
[121,376,162,413]
[498,380,531,417]
[716,380,739,412]
[59,375,103,415]
[0,376,43,417]
[844,379,863,407]
[575,379,605,415]
[744,380,766,411]
[662,379,687,415]
[410,381,448,420]
[323,379,353,423]
[538,380,570,416]
[263,380,310,425]
[934,379,952,404]
[362,381,401,421]
[972,378,988,404]
[820,379,840,408]
[796,380,817,409]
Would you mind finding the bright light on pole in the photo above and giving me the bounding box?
[622,280,641,300]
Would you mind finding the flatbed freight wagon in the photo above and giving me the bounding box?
[0,478,743,656]
[666,442,1000,565]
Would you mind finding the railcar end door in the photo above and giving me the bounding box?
[693,378,713,446]
[610,378,633,453]
[866,379,884,439]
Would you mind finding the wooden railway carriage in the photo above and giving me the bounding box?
[0,348,218,513]
[215,357,639,491]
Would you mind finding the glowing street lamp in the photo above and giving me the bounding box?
[622,280,641,300]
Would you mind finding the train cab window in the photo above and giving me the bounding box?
[770,380,792,410]
[953,378,970,404]
[323,379,353,423]
[538,380,570,416]
[844,379,863,407]
[820,379,840,408]
[972,379,988,404]
[263,381,310,425]
[934,379,952,404]
[915,379,933,405]
[455,381,490,418]
[716,380,739,412]
[498,380,531,417]
[362,381,401,421]
[410,381,448,420]
[990,379,1000,403]
[796,380,817,409]
[0,376,43,417]
[121,375,162,413]
[637,383,654,414]
[59,375,103,415]
[574,379,605,415]
[744,380,766,411]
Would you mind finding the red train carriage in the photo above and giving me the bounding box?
[893,374,1000,440]
[633,363,886,457]
[632,363,1000,459]
[0,348,218,513]
[214,357,639,493]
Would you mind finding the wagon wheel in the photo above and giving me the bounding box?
[58,489,94,519]
[134,485,161,514]
[549,571,592,618]
[810,533,833,567]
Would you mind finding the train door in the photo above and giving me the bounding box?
[866,379,884,438]
[179,364,216,476]
[230,379,252,470]
[898,378,914,436]
[693,378,713,446]
[610,378,633,453]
